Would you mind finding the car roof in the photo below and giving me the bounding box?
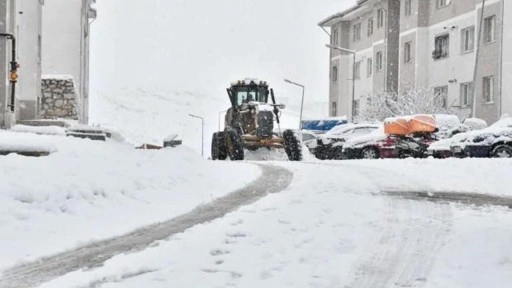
[326,123,380,135]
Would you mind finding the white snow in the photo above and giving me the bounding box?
[10,124,66,136]
[0,131,260,271]
[0,130,58,153]
[38,159,512,288]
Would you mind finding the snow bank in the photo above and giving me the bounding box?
[0,131,57,153]
[10,125,67,136]
[0,133,260,270]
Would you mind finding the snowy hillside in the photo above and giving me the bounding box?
[89,86,312,154]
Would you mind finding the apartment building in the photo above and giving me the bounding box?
[0,0,43,127]
[0,0,97,128]
[320,0,508,124]
[42,0,97,124]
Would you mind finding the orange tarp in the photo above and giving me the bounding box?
[384,118,409,135]
[384,115,437,135]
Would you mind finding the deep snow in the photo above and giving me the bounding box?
[0,130,260,271]
[37,159,512,288]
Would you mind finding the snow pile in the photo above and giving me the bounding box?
[10,124,66,136]
[0,133,260,270]
[0,130,58,153]
[462,118,488,130]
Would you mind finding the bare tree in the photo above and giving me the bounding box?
[357,88,467,121]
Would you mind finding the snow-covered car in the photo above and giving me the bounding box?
[449,118,512,158]
[426,118,488,158]
[311,123,380,160]
[343,127,438,160]
[450,118,512,158]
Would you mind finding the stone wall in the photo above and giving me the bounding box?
[41,76,78,119]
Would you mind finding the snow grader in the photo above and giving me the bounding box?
[211,79,302,161]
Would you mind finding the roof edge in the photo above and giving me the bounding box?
[318,0,370,27]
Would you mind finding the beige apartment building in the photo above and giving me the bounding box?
[320,0,510,124]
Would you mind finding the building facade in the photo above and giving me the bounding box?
[320,0,508,124]
[42,0,97,124]
[0,0,96,128]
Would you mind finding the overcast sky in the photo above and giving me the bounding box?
[90,0,353,106]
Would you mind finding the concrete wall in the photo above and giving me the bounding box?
[399,31,416,91]
[0,0,16,127]
[425,10,477,109]
[502,0,512,117]
[474,0,503,123]
[16,0,43,120]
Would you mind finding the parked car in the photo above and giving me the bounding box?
[449,118,512,158]
[343,129,438,160]
[311,123,380,160]
[427,118,488,158]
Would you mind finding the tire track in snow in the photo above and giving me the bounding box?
[348,197,452,288]
[0,164,293,288]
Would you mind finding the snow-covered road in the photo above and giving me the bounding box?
[6,159,508,288]
[0,147,512,288]
[0,164,292,288]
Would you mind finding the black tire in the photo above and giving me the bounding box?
[226,129,244,160]
[491,144,512,158]
[333,147,345,160]
[283,130,302,161]
[313,146,327,160]
[360,147,379,159]
[211,132,227,160]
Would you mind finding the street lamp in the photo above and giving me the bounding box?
[284,79,305,146]
[188,113,204,157]
[325,44,356,122]
[218,110,226,131]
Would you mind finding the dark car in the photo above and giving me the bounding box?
[448,118,512,158]
[343,131,437,160]
[311,124,380,160]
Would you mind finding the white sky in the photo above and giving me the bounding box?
[90,0,353,106]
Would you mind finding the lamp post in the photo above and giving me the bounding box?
[284,79,305,146]
[188,114,204,157]
[217,110,228,131]
[325,44,356,122]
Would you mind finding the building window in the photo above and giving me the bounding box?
[353,100,360,117]
[435,86,449,108]
[354,61,361,79]
[484,15,496,43]
[460,82,473,107]
[404,42,412,63]
[367,58,373,77]
[483,76,495,103]
[332,101,337,116]
[437,0,451,9]
[332,29,339,45]
[377,9,385,29]
[405,0,412,16]
[353,23,362,42]
[433,34,449,60]
[461,26,475,53]
[376,52,383,71]
[332,66,338,83]
[368,17,374,36]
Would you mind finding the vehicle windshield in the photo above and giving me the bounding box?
[233,86,269,106]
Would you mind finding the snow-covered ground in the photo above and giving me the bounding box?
[37,159,512,288]
[0,129,260,271]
